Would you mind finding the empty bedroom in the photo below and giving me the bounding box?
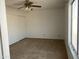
[5,0,68,59]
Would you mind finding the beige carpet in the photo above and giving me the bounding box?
[10,38,68,59]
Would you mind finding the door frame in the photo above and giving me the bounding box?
[0,0,10,59]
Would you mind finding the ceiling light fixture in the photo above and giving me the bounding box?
[25,7,33,11]
[25,7,29,10]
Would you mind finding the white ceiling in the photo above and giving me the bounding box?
[6,0,67,9]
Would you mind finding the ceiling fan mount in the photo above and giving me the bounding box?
[15,0,42,10]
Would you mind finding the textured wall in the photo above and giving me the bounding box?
[6,7,65,45]
[25,9,65,39]
[6,7,27,45]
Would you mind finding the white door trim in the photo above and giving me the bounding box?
[0,0,10,59]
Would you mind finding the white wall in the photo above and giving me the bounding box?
[25,9,65,39]
[6,7,65,45]
[6,7,27,45]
